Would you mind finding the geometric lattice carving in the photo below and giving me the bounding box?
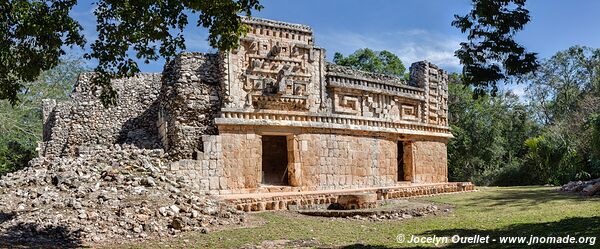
[334,94,360,114]
[401,104,418,121]
[236,18,314,111]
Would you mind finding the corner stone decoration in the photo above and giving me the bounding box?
[40,17,472,197]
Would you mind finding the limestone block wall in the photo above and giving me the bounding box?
[159,53,223,159]
[296,134,398,190]
[167,135,222,192]
[220,132,262,191]
[40,73,162,157]
[406,140,448,183]
[168,132,262,194]
[41,100,72,156]
[167,131,402,194]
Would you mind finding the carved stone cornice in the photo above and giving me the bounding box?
[215,109,452,138]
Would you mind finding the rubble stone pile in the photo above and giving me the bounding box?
[560,178,600,196]
[297,199,450,221]
[0,145,245,247]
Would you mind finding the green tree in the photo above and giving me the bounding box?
[0,142,36,176]
[448,74,537,185]
[524,46,600,181]
[523,133,583,185]
[333,48,406,77]
[588,113,600,177]
[526,46,600,125]
[453,0,539,96]
[0,0,84,106]
[0,59,86,175]
[0,0,262,106]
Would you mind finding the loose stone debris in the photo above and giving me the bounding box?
[296,199,451,221]
[560,178,600,196]
[0,145,245,247]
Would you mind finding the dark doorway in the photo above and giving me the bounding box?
[262,135,289,185]
[397,141,405,181]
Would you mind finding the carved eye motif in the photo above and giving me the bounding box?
[251,60,262,69]
[269,44,282,57]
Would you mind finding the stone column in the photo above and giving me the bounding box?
[287,135,303,187]
[403,140,417,183]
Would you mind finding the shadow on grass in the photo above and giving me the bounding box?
[0,212,83,248]
[454,187,594,211]
[340,216,600,249]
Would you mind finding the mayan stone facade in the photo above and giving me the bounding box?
[40,17,452,195]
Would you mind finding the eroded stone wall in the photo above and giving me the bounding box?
[41,73,162,157]
[219,132,262,191]
[409,61,449,126]
[159,53,223,159]
[326,63,425,122]
[168,128,399,194]
[223,16,326,113]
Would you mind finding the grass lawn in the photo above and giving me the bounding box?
[118,186,600,248]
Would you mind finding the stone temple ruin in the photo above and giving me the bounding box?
[40,17,473,210]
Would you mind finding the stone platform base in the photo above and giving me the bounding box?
[218,182,475,212]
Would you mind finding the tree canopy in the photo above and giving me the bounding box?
[449,46,600,185]
[526,46,600,125]
[0,0,84,105]
[0,0,262,106]
[448,74,537,185]
[523,46,600,182]
[333,48,406,77]
[453,0,539,96]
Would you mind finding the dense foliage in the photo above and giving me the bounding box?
[87,0,262,106]
[447,77,538,185]
[0,0,85,105]
[0,59,85,176]
[333,48,406,77]
[450,46,600,185]
[0,0,262,107]
[522,46,600,184]
[453,0,539,96]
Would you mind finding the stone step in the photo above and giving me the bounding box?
[219,182,475,212]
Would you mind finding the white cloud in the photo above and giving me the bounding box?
[183,32,215,52]
[316,29,463,72]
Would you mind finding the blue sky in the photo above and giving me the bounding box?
[70,0,600,94]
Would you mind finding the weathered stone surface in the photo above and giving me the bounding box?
[40,73,163,157]
[337,193,378,210]
[0,145,245,246]
[159,53,223,159]
[583,183,600,196]
[222,182,475,212]
[38,16,456,196]
[561,178,600,196]
[298,199,448,219]
[405,140,449,183]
